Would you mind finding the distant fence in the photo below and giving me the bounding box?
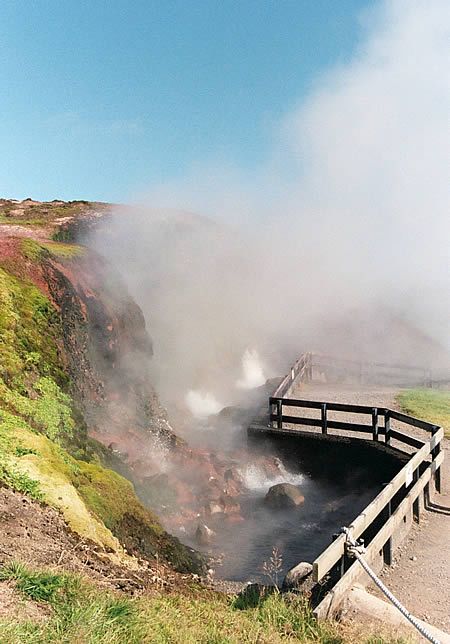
[272,352,313,398]
[272,352,441,397]
[250,351,446,618]
[311,352,435,388]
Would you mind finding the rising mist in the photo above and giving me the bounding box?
[90,0,450,415]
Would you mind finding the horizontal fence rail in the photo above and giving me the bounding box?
[252,351,446,618]
[272,352,313,398]
[311,352,435,387]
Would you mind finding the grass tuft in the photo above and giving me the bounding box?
[397,388,450,437]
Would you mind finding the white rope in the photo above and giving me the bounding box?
[341,526,441,644]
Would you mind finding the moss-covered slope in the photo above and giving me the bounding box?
[0,236,203,574]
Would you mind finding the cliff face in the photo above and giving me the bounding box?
[0,199,262,567]
[0,202,203,574]
[42,246,178,450]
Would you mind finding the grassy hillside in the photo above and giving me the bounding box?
[0,560,408,644]
[397,389,450,438]
[0,239,201,573]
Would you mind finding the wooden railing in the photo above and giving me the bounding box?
[272,351,442,397]
[265,396,444,618]
[311,352,434,387]
[312,416,444,618]
[272,352,313,398]
[257,351,447,619]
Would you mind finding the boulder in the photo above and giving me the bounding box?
[195,523,216,546]
[264,483,304,509]
[282,562,313,590]
[207,501,223,515]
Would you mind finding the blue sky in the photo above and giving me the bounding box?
[1,0,374,202]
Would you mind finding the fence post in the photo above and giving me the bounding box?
[382,500,392,565]
[277,399,283,429]
[372,408,379,441]
[413,469,420,523]
[431,431,441,493]
[384,410,391,445]
[321,403,328,434]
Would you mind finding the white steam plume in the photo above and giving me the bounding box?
[91,0,450,413]
[185,390,223,418]
[236,349,266,390]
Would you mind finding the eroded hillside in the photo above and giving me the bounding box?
[0,199,203,575]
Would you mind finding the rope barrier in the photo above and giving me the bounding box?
[341,526,441,644]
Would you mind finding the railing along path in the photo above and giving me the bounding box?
[252,352,445,619]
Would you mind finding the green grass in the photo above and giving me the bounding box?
[0,562,407,644]
[0,561,77,603]
[0,256,201,573]
[40,241,85,258]
[0,562,342,644]
[397,389,450,437]
[0,461,43,500]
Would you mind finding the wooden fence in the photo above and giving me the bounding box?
[272,351,313,398]
[311,352,434,388]
[256,352,446,618]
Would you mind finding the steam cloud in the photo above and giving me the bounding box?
[236,349,266,390]
[91,0,450,413]
[185,390,223,419]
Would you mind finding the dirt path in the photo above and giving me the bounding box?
[292,381,450,634]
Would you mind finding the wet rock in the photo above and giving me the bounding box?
[224,467,241,483]
[207,501,223,515]
[195,523,216,546]
[219,494,240,515]
[282,562,313,590]
[264,483,304,509]
[224,479,241,498]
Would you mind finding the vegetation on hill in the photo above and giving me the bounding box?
[0,560,408,644]
[0,200,412,642]
[0,239,202,573]
[0,198,109,229]
[397,389,450,438]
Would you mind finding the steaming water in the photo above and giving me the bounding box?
[185,390,223,418]
[236,349,266,389]
[185,458,380,583]
[215,481,376,583]
[240,460,304,491]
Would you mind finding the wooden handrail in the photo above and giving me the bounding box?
[263,351,445,600]
[312,427,443,582]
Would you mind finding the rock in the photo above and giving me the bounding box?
[264,483,305,509]
[282,562,313,590]
[207,501,223,515]
[219,494,240,515]
[195,523,216,546]
[224,479,241,498]
[236,583,273,607]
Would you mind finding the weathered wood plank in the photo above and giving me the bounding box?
[390,410,438,432]
[312,430,443,582]
[270,414,381,434]
[389,430,425,449]
[314,454,444,619]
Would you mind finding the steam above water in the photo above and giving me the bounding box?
[91,0,450,414]
[236,349,266,390]
[186,349,265,418]
[241,461,304,492]
[185,390,223,418]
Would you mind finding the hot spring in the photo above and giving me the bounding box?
[181,432,405,584]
